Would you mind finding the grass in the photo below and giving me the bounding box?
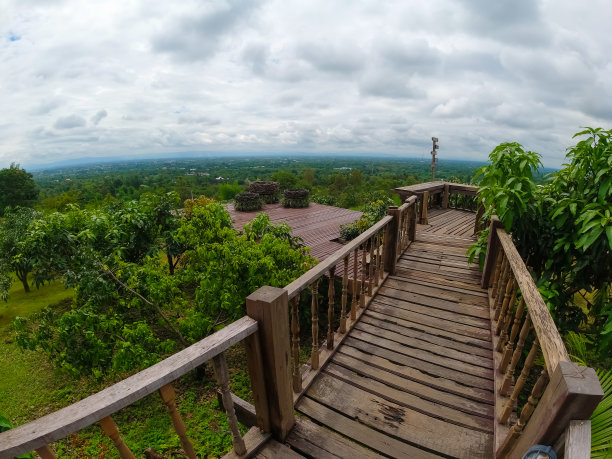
[0,274,73,329]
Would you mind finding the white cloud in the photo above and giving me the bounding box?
[0,0,611,169]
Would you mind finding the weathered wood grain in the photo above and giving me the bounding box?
[0,316,258,458]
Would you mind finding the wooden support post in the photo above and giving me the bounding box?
[442,183,449,209]
[213,354,246,456]
[158,384,197,459]
[35,445,56,459]
[377,231,383,284]
[246,286,295,441]
[327,267,335,349]
[360,243,366,308]
[502,361,603,459]
[290,296,302,393]
[99,416,136,459]
[420,191,429,225]
[340,255,349,334]
[351,248,358,320]
[481,216,502,288]
[368,237,374,296]
[562,420,591,459]
[409,201,417,242]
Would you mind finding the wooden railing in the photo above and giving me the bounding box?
[481,216,603,459]
[393,181,479,227]
[0,317,275,459]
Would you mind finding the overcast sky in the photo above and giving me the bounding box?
[1,0,611,169]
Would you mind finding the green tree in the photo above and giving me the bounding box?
[0,207,40,295]
[0,164,39,215]
[271,170,298,190]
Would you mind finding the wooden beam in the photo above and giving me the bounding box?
[496,227,570,374]
[503,361,602,459]
[384,206,400,275]
[0,316,258,458]
[246,287,294,441]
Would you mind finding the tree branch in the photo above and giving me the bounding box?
[100,264,189,348]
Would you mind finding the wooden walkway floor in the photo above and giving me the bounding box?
[269,208,495,458]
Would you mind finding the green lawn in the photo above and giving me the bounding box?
[0,275,73,329]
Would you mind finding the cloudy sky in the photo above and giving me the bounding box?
[1,0,611,169]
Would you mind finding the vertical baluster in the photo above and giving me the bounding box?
[99,416,137,459]
[491,250,504,296]
[159,384,197,459]
[213,354,246,456]
[500,298,526,371]
[373,232,380,288]
[311,279,320,369]
[494,258,510,311]
[35,445,56,459]
[351,248,358,319]
[290,295,302,393]
[500,339,540,423]
[368,237,374,296]
[497,369,550,457]
[495,275,515,322]
[378,230,385,283]
[327,267,336,349]
[501,314,532,388]
[403,211,409,249]
[360,243,367,308]
[496,283,518,351]
[340,255,349,333]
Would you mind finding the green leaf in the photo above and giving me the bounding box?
[607,226,612,250]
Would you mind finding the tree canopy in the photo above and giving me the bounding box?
[0,164,38,215]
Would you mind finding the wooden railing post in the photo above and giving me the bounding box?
[442,183,449,209]
[409,200,417,242]
[384,206,400,275]
[246,286,295,441]
[474,199,485,234]
[500,361,603,459]
[481,216,502,288]
[420,191,429,224]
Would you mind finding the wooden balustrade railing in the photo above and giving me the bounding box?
[482,216,603,458]
[0,317,273,459]
[283,213,401,401]
[394,181,479,226]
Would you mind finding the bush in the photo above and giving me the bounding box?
[283,189,309,208]
[234,193,263,212]
[248,181,280,204]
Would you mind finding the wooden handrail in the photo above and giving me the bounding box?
[495,227,570,375]
[0,316,259,458]
[284,215,393,300]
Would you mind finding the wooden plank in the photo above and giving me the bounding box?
[223,427,271,459]
[337,344,494,404]
[325,363,493,432]
[362,312,492,357]
[394,267,484,291]
[564,420,591,459]
[255,438,304,458]
[496,228,570,375]
[397,258,481,278]
[348,329,493,382]
[0,316,259,458]
[246,287,294,440]
[369,301,491,341]
[384,277,489,309]
[410,241,470,256]
[331,352,493,417]
[287,416,381,459]
[304,373,493,458]
[396,261,481,282]
[394,272,488,296]
[297,397,441,459]
[374,293,491,330]
[357,318,493,368]
[402,252,479,270]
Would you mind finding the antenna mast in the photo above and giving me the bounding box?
[430,137,439,180]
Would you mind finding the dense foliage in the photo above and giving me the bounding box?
[0,164,38,216]
[470,128,612,359]
[340,192,395,241]
[11,198,314,377]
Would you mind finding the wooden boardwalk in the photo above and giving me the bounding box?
[273,208,495,458]
[227,202,362,261]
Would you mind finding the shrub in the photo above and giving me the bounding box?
[248,181,280,204]
[234,193,263,212]
[283,189,309,208]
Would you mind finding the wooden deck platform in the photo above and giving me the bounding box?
[281,208,495,458]
[227,202,362,261]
